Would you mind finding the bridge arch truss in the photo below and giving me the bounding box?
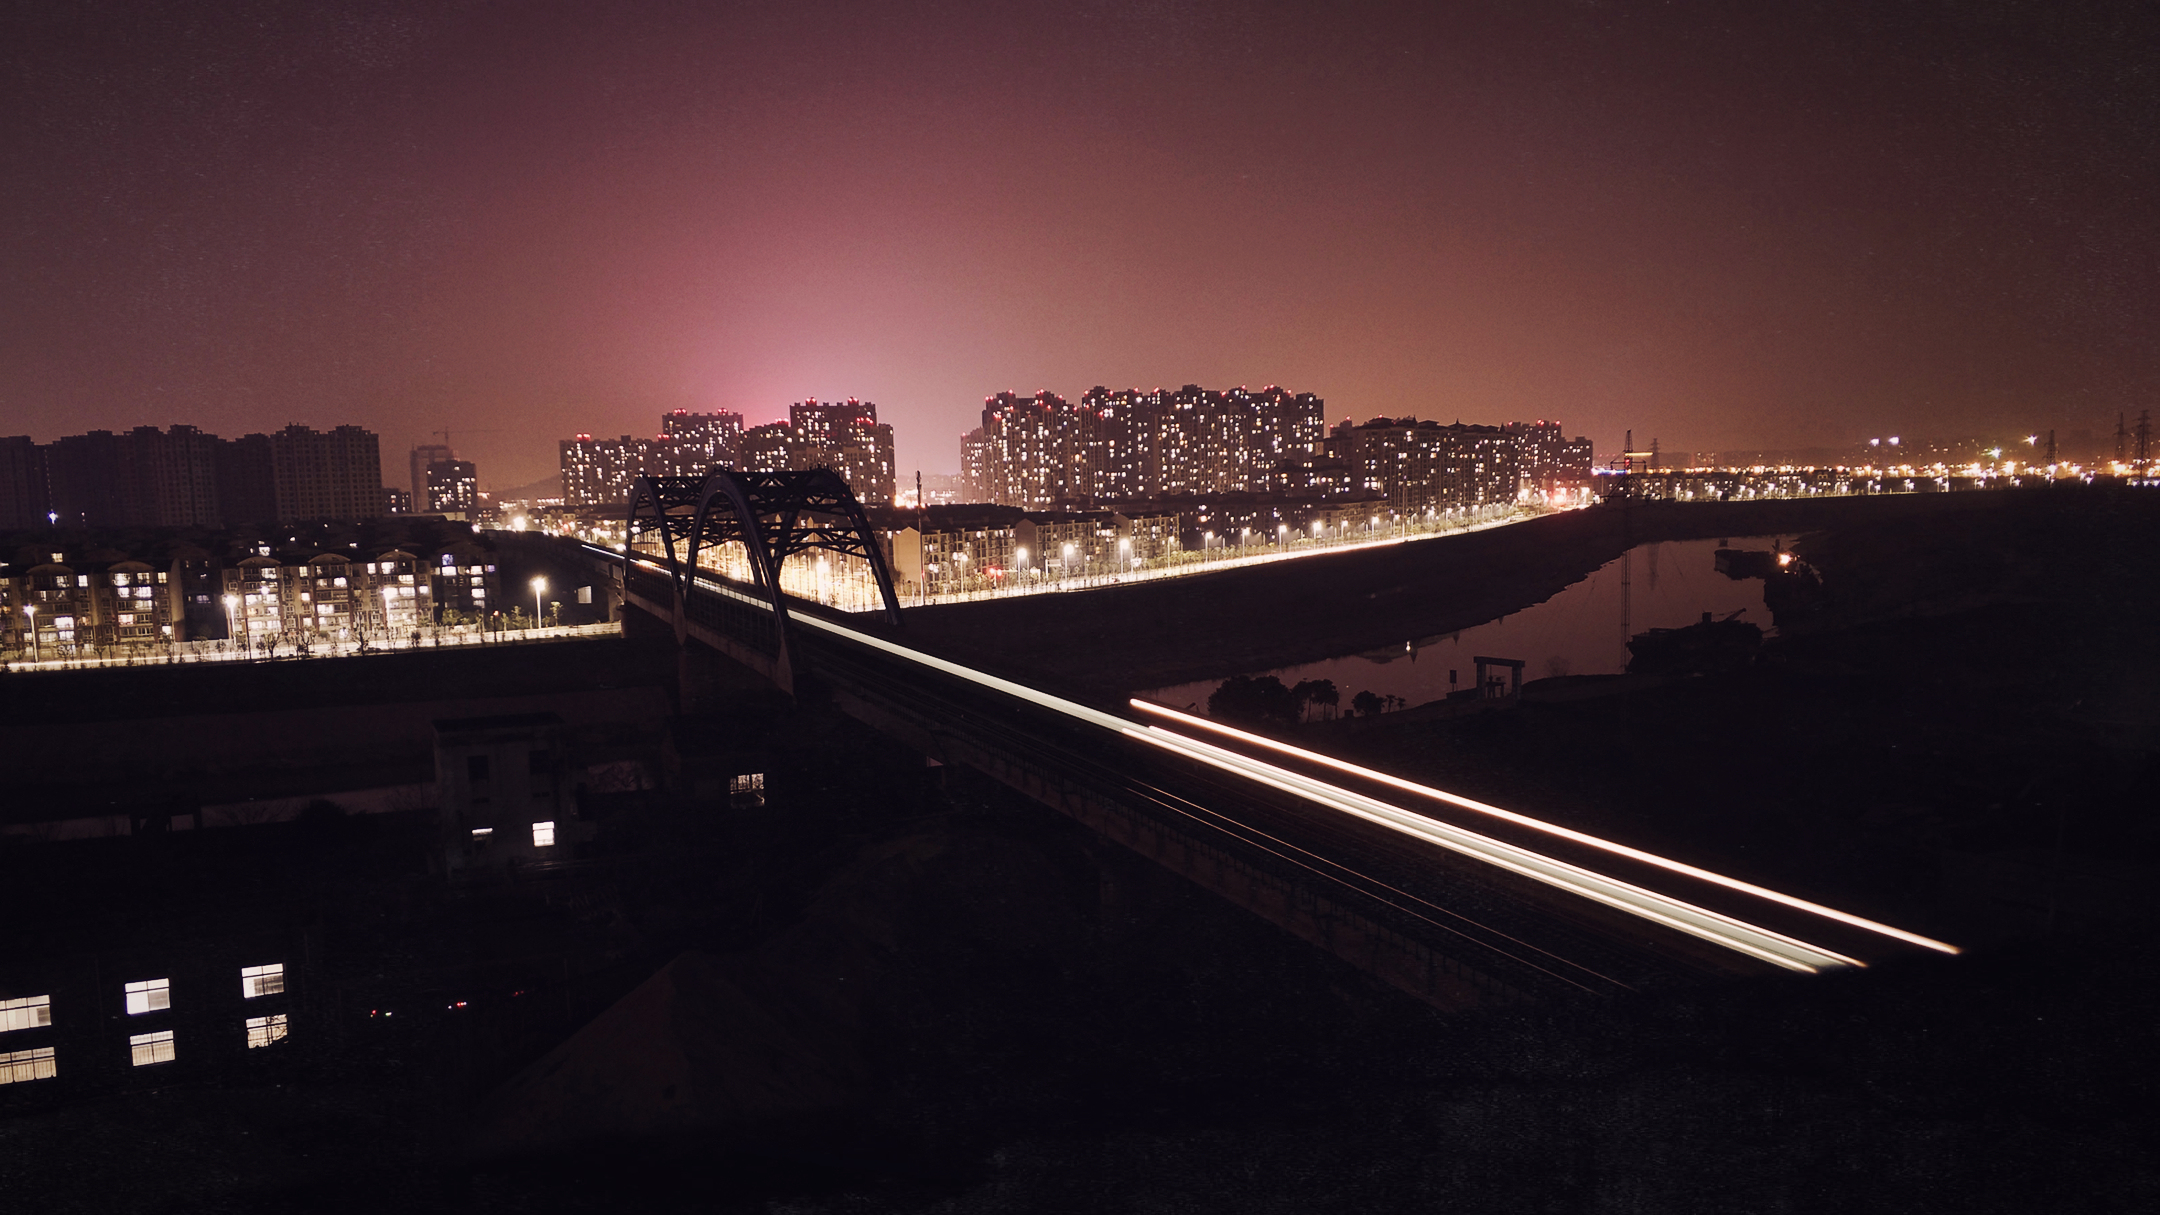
[626,467,903,688]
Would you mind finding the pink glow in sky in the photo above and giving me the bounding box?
[5,2,2156,487]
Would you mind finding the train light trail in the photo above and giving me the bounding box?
[623,552,1950,975]
[1129,700,1960,956]
[1122,722,1862,974]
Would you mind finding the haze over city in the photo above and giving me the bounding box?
[7,4,2159,1210]
[9,1,2157,486]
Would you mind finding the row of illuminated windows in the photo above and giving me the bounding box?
[0,1016,290,1085]
[108,965,284,1017]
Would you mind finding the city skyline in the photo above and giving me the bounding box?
[8,3,2156,488]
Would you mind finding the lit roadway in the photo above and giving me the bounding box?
[619,550,1959,1000]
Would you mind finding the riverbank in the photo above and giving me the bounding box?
[907,489,2034,694]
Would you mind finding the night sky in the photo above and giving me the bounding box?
[5,1,2155,487]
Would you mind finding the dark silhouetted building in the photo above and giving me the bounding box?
[268,425,382,522]
[0,434,49,529]
[214,433,277,525]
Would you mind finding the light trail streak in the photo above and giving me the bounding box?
[618,554,1905,973]
[1121,725,1859,973]
[1128,700,1962,957]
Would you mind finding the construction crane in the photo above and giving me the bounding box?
[432,427,504,451]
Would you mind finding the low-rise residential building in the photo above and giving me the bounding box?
[365,550,432,637]
[98,560,178,649]
[434,713,578,872]
[432,543,501,621]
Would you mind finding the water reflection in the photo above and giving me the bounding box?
[1149,536,1795,713]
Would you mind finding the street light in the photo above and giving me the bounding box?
[23,604,36,665]
[531,576,546,630]
[222,594,238,656]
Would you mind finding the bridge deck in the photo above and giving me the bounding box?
[602,545,1957,1010]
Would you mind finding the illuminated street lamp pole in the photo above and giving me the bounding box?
[530,576,546,632]
[222,594,238,659]
[23,604,37,665]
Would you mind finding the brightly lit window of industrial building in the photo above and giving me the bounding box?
[531,821,556,847]
[1,1046,57,1084]
[471,827,494,840]
[729,773,765,795]
[245,1014,289,1048]
[241,964,285,999]
[130,1030,176,1067]
[123,978,171,1015]
[0,995,53,1033]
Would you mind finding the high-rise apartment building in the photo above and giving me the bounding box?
[269,425,383,522]
[425,459,479,516]
[43,430,130,528]
[965,384,1327,508]
[788,398,896,505]
[128,425,224,527]
[661,410,744,469]
[560,404,895,508]
[1,422,388,528]
[738,424,794,474]
[216,434,278,524]
[0,435,52,529]
[409,443,454,502]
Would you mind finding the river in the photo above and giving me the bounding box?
[1144,535,1796,713]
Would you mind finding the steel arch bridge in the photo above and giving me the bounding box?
[625,467,902,694]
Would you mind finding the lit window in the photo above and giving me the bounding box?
[532,821,556,847]
[241,964,285,999]
[728,773,765,794]
[245,1014,289,1048]
[129,1030,176,1067]
[0,995,52,1033]
[470,827,494,841]
[0,1046,57,1084]
[123,978,170,1015]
